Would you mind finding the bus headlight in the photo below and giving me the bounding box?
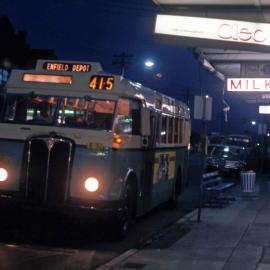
[84,177,99,192]
[0,168,8,182]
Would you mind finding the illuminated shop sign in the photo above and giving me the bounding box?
[259,106,270,114]
[154,14,270,46]
[227,78,270,92]
[262,93,270,99]
[89,75,114,90]
[217,24,266,43]
[43,62,91,72]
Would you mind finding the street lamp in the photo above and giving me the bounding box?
[251,121,256,125]
[144,60,154,68]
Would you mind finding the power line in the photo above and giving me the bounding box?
[112,52,133,77]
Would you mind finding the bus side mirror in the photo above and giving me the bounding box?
[141,107,150,136]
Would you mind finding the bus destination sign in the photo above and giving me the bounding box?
[43,62,91,73]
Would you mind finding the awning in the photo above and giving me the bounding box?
[153,0,270,79]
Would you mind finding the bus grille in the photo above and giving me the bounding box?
[25,136,74,205]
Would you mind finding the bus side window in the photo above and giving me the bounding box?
[156,115,161,144]
[168,117,173,144]
[174,118,179,144]
[161,116,167,144]
[131,101,140,135]
[179,119,184,144]
[150,112,161,146]
[184,120,189,144]
[114,98,140,135]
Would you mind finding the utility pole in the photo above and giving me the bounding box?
[186,88,191,107]
[194,95,212,223]
[197,96,207,223]
[112,53,133,77]
[185,88,197,107]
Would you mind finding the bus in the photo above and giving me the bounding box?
[0,60,191,237]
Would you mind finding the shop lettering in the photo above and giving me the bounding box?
[228,79,270,92]
[217,23,267,43]
[262,93,270,99]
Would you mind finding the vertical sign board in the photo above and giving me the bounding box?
[193,95,212,223]
[194,96,212,121]
[258,123,267,135]
[258,106,269,135]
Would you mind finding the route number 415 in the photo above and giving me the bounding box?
[89,75,114,91]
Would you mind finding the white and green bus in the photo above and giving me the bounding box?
[0,60,190,236]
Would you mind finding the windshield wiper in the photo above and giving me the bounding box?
[84,95,92,102]
[17,91,36,105]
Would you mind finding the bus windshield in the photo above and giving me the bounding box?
[57,97,115,130]
[4,94,116,130]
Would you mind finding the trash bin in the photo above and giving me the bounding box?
[240,171,256,193]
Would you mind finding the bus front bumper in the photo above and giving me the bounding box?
[0,194,124,220]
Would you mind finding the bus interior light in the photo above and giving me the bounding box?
[23,74,72,84]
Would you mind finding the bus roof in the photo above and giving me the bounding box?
[6,59,190,119]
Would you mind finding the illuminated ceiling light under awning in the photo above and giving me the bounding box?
[153,0,268,6]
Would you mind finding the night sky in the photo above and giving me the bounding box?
[0,0,261,135]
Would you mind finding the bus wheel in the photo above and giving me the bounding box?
[114,182,136,239]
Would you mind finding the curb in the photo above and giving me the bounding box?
[176,209,198,223]
[97,209,198,269]
[96,249,138,270]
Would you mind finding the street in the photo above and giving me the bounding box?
[0,1,269,269]
[0,153,201,270]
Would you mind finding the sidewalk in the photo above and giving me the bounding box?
[102,175,270,270]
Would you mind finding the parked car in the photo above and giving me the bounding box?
[207,133,225,154]
[223,134,253,149]
[206,145,249,178]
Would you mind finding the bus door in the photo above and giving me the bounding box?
[142,110,159,212]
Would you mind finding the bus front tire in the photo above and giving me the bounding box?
[113,182,136,240]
